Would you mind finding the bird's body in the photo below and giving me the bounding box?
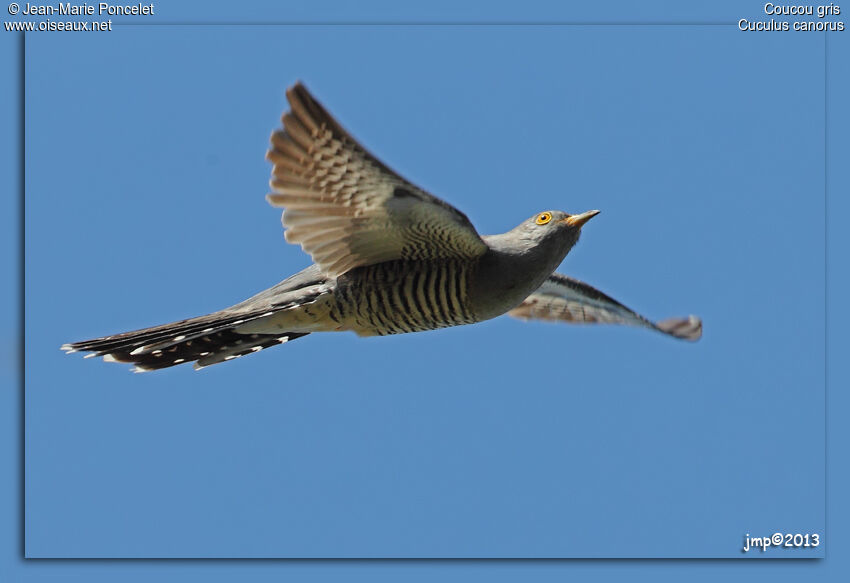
[63,82,701,372]
[229,259,479,338]
[334,259,478,335]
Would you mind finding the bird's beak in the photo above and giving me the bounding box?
[563,209,600,228]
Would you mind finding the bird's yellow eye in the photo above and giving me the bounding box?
[535,212,552,225]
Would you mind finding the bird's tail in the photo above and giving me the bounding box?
[61,307,308,372]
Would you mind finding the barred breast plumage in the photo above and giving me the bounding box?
[333,259,478,336]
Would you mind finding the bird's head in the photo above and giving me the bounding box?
[501,209,600,274]
[514,209,600,249]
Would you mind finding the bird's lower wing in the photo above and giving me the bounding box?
[266,82,488,278]
[508,273,702,341]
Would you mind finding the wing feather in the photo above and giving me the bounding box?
[266,82,488,277]
[509,273,702,341]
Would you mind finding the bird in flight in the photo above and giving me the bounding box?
[62,82,701,372]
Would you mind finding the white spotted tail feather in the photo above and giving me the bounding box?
[509,273,702,341]
[60,309,309,372]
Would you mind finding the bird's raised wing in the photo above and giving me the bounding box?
[508,273,702,341]
[266,82,488,278]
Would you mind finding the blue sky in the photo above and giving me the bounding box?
[4,0,850,580]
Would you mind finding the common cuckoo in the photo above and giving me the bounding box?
[62,82,702,372]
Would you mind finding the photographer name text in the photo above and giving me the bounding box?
[18,2,153,16]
